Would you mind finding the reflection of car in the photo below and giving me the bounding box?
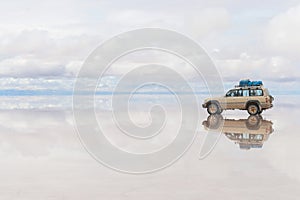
[202,80,274,115]
[202,115,274,150]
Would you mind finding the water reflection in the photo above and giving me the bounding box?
[202,115,274,150]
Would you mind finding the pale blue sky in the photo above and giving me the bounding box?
[0,0,300,93]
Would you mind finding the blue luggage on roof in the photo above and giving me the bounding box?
[239,79,250,87]
[250,81,263,86]
[239,79,263,87]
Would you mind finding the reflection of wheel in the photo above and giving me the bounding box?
[246,115,262,130]
[207,103,221,115]
[207,114,223,129]
[247,103,260,115]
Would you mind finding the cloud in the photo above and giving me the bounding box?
[0,56,65,77]
[0,0,299,92]
[0,29,101,77]
[216,54,300,85]
[0,4,234,78]
[264,4,300,58]
[207,4,300,90]
[184,8,231,39]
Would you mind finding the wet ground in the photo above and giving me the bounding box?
[0,95,299,199]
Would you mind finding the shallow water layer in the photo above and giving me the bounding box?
[0,95,299,199]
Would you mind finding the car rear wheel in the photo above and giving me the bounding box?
[247,104,260,115]
[207,103,219,115]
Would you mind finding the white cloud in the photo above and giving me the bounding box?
[207,4,300,90]
[184,8,231,38]
[0,3,234,78]
[0,29,101,77]
[0,0,299,91]
[264,4,300,57]
[216,53,300,86]
[0,56,65,77]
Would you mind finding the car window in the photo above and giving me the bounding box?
[226,90,231,97]
[237,90,243,96]
[226,90,238,97]
[243,89,249,96]
[250,89,263,96]
[256,89,263,96]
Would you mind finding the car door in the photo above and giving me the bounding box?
[235,89,248,109]
[224,89,239,109]
[248,88,264,107]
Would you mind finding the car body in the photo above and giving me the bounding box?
[202,85,274,115]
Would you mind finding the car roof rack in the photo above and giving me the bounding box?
[234,85,263,89]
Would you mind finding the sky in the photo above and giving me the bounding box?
[0,0,300,93]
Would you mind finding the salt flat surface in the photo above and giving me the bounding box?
[0,95,299,199]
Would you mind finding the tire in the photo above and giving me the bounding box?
[247,103,260,115]
[207,103,219,115]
